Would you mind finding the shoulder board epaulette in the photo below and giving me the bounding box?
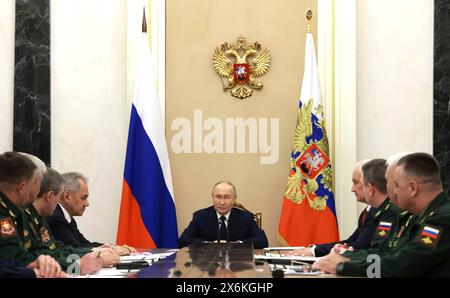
[405,214,415,227]
[420,210,436,225]
[0,199,15,217]
[385,202,391,210]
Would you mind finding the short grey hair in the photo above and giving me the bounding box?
[37,168,64,198]
[62,172,88,193]
[18,152,47,179]
[386,152,412,168]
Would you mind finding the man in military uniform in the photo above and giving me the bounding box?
[0,151,66,277]
[313,153,450,277]
[24,167,119,267]
[0,152,106,276]
[332,158,400,255]
[287,159,398,257]
[334,153,410,261]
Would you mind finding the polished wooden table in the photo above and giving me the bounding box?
[133,244,336,278]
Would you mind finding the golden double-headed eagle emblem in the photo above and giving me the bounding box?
[213,36,271,99]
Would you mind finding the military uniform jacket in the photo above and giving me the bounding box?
[341,192,450,277]
[342,198,401,260]
[0,192,88,269]
[0,191,42,266]
[24,204,92,257]
[369,198,401,249]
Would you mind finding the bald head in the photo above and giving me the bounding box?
[351,160,369,203]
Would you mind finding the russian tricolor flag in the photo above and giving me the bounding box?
[378,222,392,231]
[278,32,339,246]
[422,226,440,239]
[116,28,178,248]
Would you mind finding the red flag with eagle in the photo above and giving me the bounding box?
[278,32,339,246]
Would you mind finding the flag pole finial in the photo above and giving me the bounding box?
[142,7,147,33]
[306,9,312,33]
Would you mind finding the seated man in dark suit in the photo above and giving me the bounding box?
[46,172,135,255]
[287,159,398,257]
[178,181,268,249]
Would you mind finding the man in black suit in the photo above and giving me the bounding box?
[178,181,268,249]
[46,172,135,255]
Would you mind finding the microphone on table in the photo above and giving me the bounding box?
[272,268,285,278]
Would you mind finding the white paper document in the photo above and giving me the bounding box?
[270,264,322,276]
[263,246,305,251]
[72,250,178,278]
[73,268,137,278]
[120,251,176,262]
[254,254,319,263]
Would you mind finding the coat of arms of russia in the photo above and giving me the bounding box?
[213,36,271,99]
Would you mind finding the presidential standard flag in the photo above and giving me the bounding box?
[116,27,178,248]
[278,32,339,246]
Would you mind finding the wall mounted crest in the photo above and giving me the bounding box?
[213,36,271,99]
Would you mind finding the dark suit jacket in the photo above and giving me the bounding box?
[0,259,35,278]
[314,206,377,256]
[178,206,268,249]
[45,204,102,248]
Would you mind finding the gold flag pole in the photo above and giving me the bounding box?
[142,4,152,52]
[142,7,147,33]
[306,9,312,33]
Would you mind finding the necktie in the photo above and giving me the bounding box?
[218,216,228,241]
[360,209,368,225]
[69,218,77,229]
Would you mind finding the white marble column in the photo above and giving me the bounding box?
[0,0,15,153]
